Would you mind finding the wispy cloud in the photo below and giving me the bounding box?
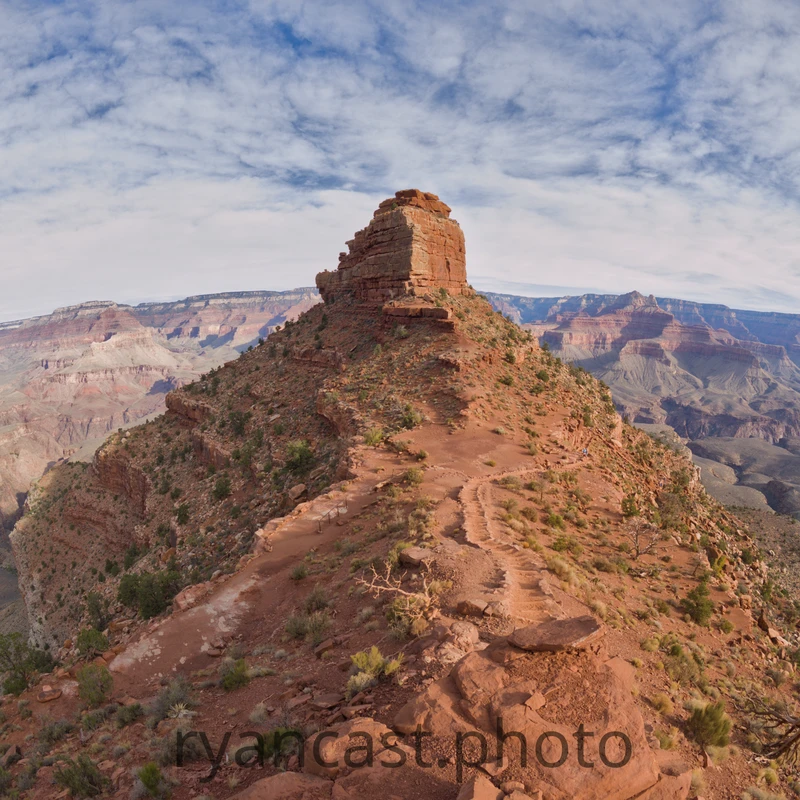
[1,0,799,320]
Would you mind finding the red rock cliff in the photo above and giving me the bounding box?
[316,189,469,303]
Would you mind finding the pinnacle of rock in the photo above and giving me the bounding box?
[315,189,469,303]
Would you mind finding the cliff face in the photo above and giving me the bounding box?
[316,189,469,303]
[0,290,319,530]
[488,291,800,367]
[485,291,800,443]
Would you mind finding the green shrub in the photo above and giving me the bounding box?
[304,585,329,613]
[124,543,141,570]
[77,628,108,657]
[404,467,424,486]
[150,676,193,725]
[0,632,53,695]
[77,664,113,708]
[39,718,75,748]
[116,702,143,728]
[212,475,232,501]
[54,754,107,797]
[86,591,111,630]
[400,404,423,429]
[82,705,115,731]
[687,700,731,748]
[118,570,181,619]
[364,428,384,446]
[305,611,331,646]
[219,658,250,692]
[118,573,140,606]
[136,761,169,798]
[683,581,714,626]
[285,612,309,639]
[290,563,308,581]
[175,503,190,525]
[621,494,639,518]
[286,440,315,474]
[346,646,403,699]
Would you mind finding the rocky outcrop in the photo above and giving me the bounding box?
[316,189,469,303]
[93,442,150,517]
[394,643,665,800]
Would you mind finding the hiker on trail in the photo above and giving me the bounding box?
[582,447,588,456]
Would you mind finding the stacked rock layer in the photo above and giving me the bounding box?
[316,189,469,303]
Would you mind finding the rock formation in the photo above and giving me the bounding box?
[316,189,469,303]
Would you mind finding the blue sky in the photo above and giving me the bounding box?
[2,0,800,320]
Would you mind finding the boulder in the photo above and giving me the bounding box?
[36,685,62,703]
[393,647,660,800]
[398,546,433,567]
[457,774,503,800]
[508,615,604,652]
[457,598,488,616]
[289,483,308,502]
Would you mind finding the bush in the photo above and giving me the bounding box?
[54,754,107,797]
[136,761,170,798]
[285,612,309,639]
[149,676,194,724]
[304,585,329,613]
[687,700,731,748]
[0,632,54,695]
[212,475,232,501]
[77,664,113,708]
[116,702,143,727]
[118,573,140,606]
[683,581,714,626]
[0,767,11,794]
[346,646,403,699]
[290,563,308,581]
[400,404,423,429]
[651,693,674,715]
[86,592,111,630]
[364,428,384,446]
[219,658,250,691]
[175,503,190,525]
[77,628,109,657]
[124,543,141,570]
[39,718,75,748]
[305,611,331,646]
[286,440,315,474]
[404,467,424,486]
[621,494,639,518]
[118,570,182,619]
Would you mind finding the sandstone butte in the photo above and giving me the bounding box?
[3,190,795,800]
[316,188,471,303]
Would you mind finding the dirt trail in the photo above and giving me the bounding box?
[459,468,563,624]
[110,471,385,689]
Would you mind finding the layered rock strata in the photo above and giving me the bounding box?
[316,189,469,303]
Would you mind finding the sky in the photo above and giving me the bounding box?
[2,0,800,322]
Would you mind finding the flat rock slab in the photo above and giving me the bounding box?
[508,615,604,652]
[398,546,433,567]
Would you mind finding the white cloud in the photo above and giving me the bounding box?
[1,0,800,320]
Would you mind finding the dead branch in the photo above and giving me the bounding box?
[736,694,800,765]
